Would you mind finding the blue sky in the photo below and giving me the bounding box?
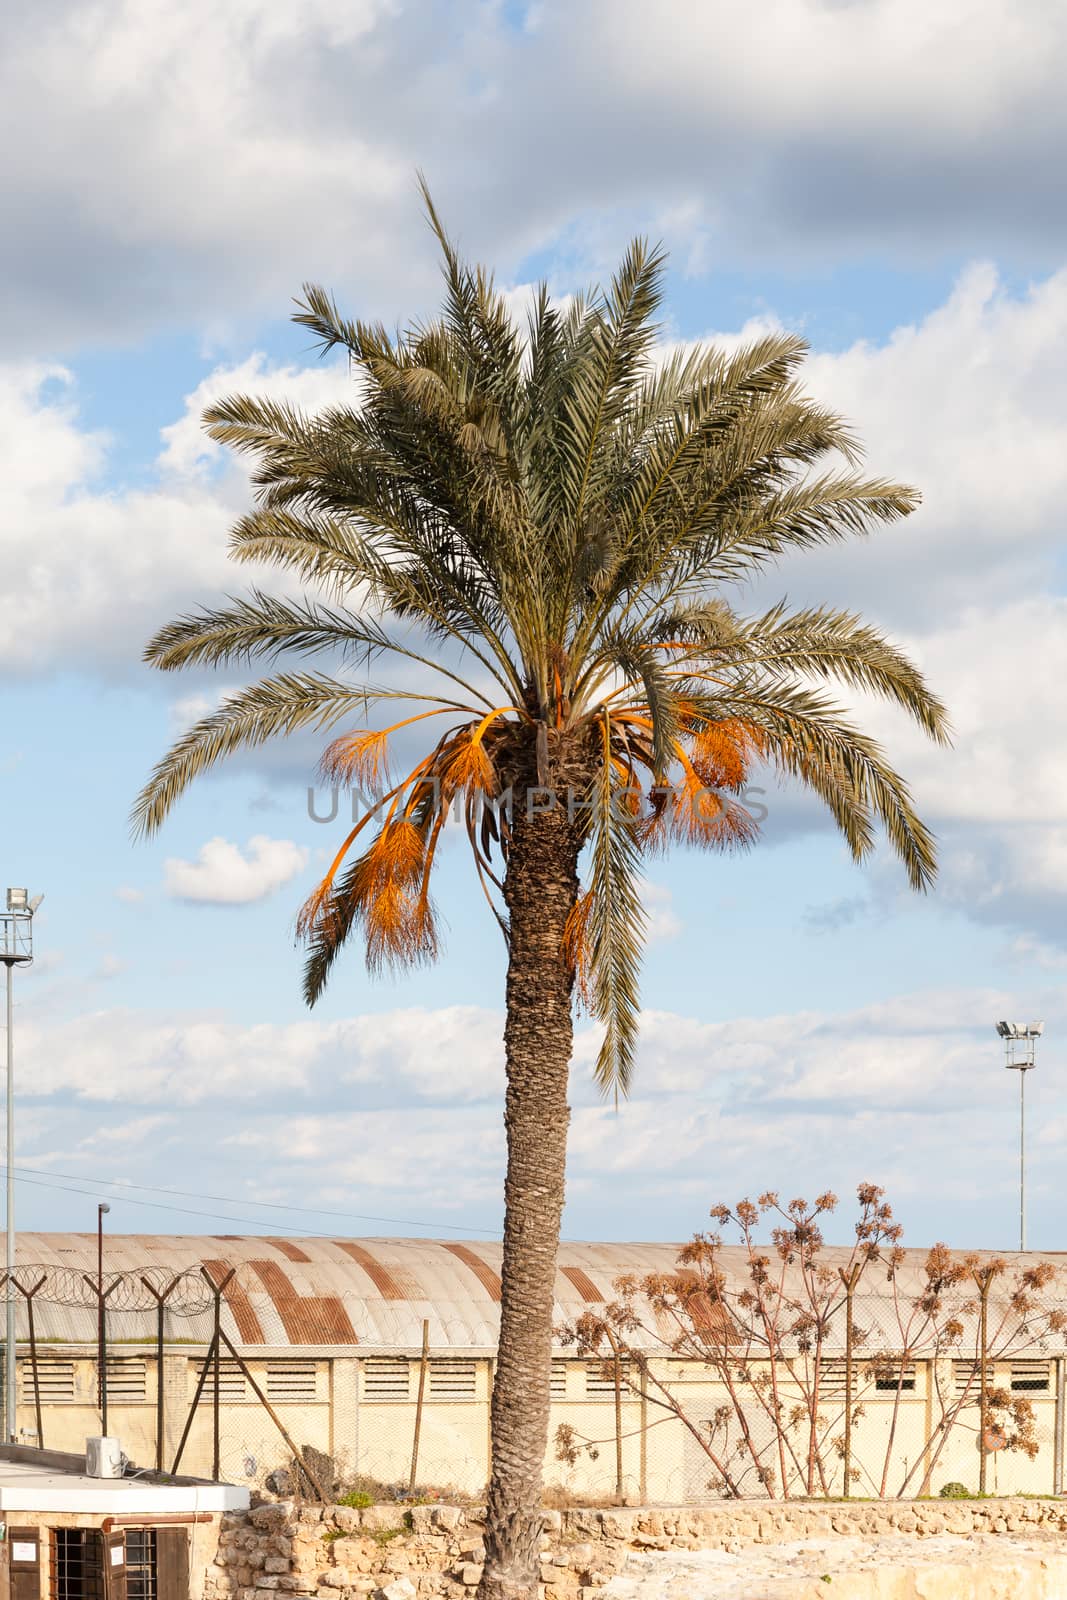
[2,0,1067,1256]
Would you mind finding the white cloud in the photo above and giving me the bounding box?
[0,354,352,676]
[2,1,1066,350]
[164,834,309,904]
[15,1002,502,1107]
[115,887,144,904]
[15,987,1063,1245]
[783,266,1067,624]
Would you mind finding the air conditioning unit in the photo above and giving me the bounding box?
[86,1437,123,1478]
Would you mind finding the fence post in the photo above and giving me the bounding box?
[602,1327,624,1500]
[1055,1357,1065,1497]
[638,1367,648,1504]
[83,1273,120,1436]
[198,1268,233,1483]
[974,1267,995,1495]
[13,1277,45,1448]
[408,1319,429,1495]
[838,1265,862,1499]
[142,1275,180,1473]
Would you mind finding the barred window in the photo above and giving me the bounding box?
[363,1358,410,1400]
[550,1360,568,1398]
[428,1359,477,1400]
[266,1362,317,1403]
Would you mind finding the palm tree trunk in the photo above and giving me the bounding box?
[479,763,583,1600]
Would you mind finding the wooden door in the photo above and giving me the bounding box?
[102,1534,125,1600]
[8,1527,40,1600]
[155,1532,187,1600]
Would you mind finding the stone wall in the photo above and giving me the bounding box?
[204,1497,1067,1600]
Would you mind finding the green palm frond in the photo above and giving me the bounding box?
[586,718,646,1095]
[132,673,382,838]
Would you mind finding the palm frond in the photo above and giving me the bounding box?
[131,673,381,837]
[586,716,646,1095]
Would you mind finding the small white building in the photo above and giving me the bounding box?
[0,1444,247,1600]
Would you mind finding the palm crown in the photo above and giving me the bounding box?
[135,195,949,1095]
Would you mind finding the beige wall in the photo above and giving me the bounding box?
[13,1351,1063,1501]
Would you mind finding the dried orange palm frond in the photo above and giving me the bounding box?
[349,815,427,900]
[563,889,593,1010]
[690,718,766,791]
[438,731,496,800]
[320,728,391,788]
[365,878,439,973]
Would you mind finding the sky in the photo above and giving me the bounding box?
[2,0,1066,1257]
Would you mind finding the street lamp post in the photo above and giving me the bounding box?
[0,888,42,1443]
[996,1020,1043,1252]
[97,1202,110,1433]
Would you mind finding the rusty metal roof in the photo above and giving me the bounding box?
[7,1236,1062,1355]
[9,1233,683,1352]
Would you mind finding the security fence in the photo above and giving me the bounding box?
[0,1258,1066,1503]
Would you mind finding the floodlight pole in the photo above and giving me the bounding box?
[1019,1063,1026,1255]
[997,1022,1041,1254]
[0,891,40,1444]
[4,957,13,1441]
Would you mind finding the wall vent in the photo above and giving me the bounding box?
[952,1361,980,1399]
[873,1362,916,1393]
[585,1359,629,1396]
[363,1358,410,1400]
[267,1362,318,1403]
[428,1359,477,1400]
[189,1358,246,1401]
[23,1358,75,1403]
[104,1359,147,1403]
[1011,1360,1051,1393]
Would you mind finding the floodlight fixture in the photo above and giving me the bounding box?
[996,1021,1044,1041]
[5,890,26,912]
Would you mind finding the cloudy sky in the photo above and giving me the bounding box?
[2,0,1065,1256]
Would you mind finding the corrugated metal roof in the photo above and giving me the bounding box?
[6,1235,1061,1354]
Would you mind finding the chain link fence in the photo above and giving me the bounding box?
[1,1267,1065,1503]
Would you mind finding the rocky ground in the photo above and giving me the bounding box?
[604,1532,1067,1599]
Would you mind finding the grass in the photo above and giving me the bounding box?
[336,1491,374,1510]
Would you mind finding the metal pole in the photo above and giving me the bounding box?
[408,1318,429,1495]
[5,960,15,1444]
[142,1276,179,1474]
[98,1205,108,1433]
[1055,1357,1065,1497]
[212,1281,222,1482]
[977,1270,993,1496]
[1020,1068,1027,1253]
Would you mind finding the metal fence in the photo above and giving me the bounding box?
[1,1265,1065,1503]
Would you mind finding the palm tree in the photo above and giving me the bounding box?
[134,195,948,1600]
